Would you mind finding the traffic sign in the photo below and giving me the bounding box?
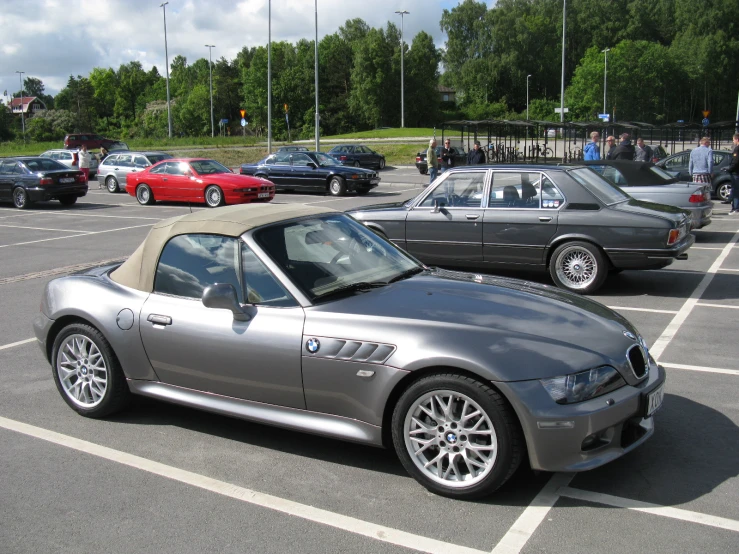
[598,113,610,122]
[240,109,246,118]
[702,110,711,118]
[702,117,710,127]
[677,119,685,123]
[554,107,569,113]
[241,118,246,127]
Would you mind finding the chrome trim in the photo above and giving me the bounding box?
[626,344,648,380]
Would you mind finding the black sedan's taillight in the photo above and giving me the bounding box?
[39,177,53,185]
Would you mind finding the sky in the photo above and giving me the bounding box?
[0,0,494,99]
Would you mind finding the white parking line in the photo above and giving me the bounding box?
[696,302,739,309]
[0,224,94,233]
[0,338,36,351]
[691,246,727,250]
[0,224,152,248]
[607,306,678,315]
[650,229,739,360]
[660,362,739,376]
[490,473,573,554]
[14,211,164,221]
[718,268,739,272]
[559,487,739,533]
[0,416,487,554]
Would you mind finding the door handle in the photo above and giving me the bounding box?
[539,216,553,222]
[162,178,168,181]
[466,214,480,220]
[147,314,172,326]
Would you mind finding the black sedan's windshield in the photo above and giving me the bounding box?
[254,214,421,302]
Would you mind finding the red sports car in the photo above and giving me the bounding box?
[126,158,275,207]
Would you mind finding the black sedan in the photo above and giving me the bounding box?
[415,145,468,174]
[0,157,88,209]
[240,151,380,196]
[327,144,386,169]
[656,149,733,201]
[347,164,694,294]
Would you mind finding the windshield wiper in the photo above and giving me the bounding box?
[315,281,388,300]
[386,267,426,284]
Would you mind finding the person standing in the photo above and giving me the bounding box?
[604,136,617,159]
[584,131,601,160]
[610,133,636,160]
[426,138,439,185]
[634,138,653,162]
[440,139,456,173]
[726,133,739,214]
[467,140,486,165]
[78,144,91,183]
[688,137,713,184]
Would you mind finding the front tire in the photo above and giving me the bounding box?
[353,161,361,168]
[205,185,225,207]
[549,241,607,294]
[106,176,119,193]
[328,176,346,197]
[379,158,386,170]
[51,323,131,418]
[13,187,30,209]
[136,184,155,205]
[392,373,523,499]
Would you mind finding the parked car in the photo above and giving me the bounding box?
[33,203,665,499]
[275,145,309,152]
[656,149,733,202]
[583,160,712,229]
[97,151,173,193]
[327,144,386,169]
[415,145,468,174]
[0,157,87,209]
[348,164,694,294]
[240,151,380,196]
[39,149,99,178]
[63,133,119,151]
[126,158,275,207]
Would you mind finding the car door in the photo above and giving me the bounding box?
[144,161,170,197]
[0,160,16,201]
[290,153,321,188]
[662,153,690,180]
[262,152,294,188]
[139,234,306,408]
[113,154,134,184]
[404,170,487,265]
[164,161,196,200]
[482,171,561,266]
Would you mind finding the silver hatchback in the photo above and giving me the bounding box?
[97,151,173,192]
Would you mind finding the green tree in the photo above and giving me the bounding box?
[404,31,441,127]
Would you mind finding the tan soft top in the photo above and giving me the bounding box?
[110,203,337,292]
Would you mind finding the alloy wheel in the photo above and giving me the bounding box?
[56,334,108,409]
[106,176,119,193]
[555,245,597,290]
[13,188,28,209]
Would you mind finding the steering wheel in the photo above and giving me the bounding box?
[330,251,350,265]
[447,193,462,207]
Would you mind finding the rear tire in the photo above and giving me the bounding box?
[59,196,78,206]
[379,158,386,170]
[328,176,346,197]
[136,184,154,205]
[715,180,732,202]
[549,241,607,294]
[353,161,361,168]
[205,185,225,207]
[419,168,427,175]
[106,176,119,193]
[13,187,31,209]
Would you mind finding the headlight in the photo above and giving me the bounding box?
[540,366,625,404]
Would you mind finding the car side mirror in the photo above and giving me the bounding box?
[202,284,251,321]
[307,161,317,168]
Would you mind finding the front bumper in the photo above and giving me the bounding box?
[26,184,89,202]
[497,361,666,472]
[346,178,380,192]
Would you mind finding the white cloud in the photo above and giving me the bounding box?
[0,0,493,96]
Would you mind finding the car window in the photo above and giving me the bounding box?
[133,156,149,167]
[241,244,296,307]
[0,161,20,175]
[420,172,486,208]
[61,152,73,161]
[149,162,168,174]
[588,165,628,186]
[648,166,677,182]
[146,154,172,164]
[540,176,564,208]
[569,168,628,205]
[103,155,119,166]
[291,153,313,165]
[269,152,291,165]
[664,154,688,170]
[714,152,727,165]
[165,162,188,175]
[488,172,542,208]
[23,159,67,172]
[190,160,230,174]
[154,234,242,301]
[40,152,52,158]
[117,154,133,167]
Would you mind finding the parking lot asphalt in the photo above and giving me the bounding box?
[1,166,738,554]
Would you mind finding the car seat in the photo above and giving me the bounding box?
[521,182,538,207]
[503,185,520,206]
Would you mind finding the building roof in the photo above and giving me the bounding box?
[9,96,37,108]
[437,85,456,93]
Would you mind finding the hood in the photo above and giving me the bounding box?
[611,198,688,224]
[304,269,644,382]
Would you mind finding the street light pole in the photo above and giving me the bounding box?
[267,0,272,153]
[206,45,215,137]
[526,74,531,120]
[395,10,409,128]
[560,0,566,123]
[160,2,172,138]
[15,71,25,136]
[602,47,610,115]
[314,0,320,151]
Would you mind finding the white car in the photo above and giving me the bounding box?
[39,149,99,178]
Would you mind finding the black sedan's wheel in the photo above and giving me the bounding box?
[549,241,607,294]
[59,196,78,206]
[106,176,119,193]
[205,185,225,207]
[12,187,31,209]
[392,373,523,499]
[419,168,427,175]
[136,184,155,205]
[716,180,732,202]
[379,158,386,170]
[328,176,346,197]
[51,323,131,418]
[353,161,361,168]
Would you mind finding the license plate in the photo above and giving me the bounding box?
[645,384,664,417]
[258,192,271,198]
[60,177,74,183]
[370,179,380,184]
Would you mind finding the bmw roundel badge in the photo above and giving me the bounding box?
[306,338,320,354]
[623,330,637,341]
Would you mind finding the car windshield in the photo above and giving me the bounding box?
[569,168,630,205]
[314,152,342,167]
[254,214,421,302]
[146,154,173,164]
[190,160,231,174]
[648,165,677,182]
[23,158,68,172]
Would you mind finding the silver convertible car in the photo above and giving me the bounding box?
[33,204,665,499]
